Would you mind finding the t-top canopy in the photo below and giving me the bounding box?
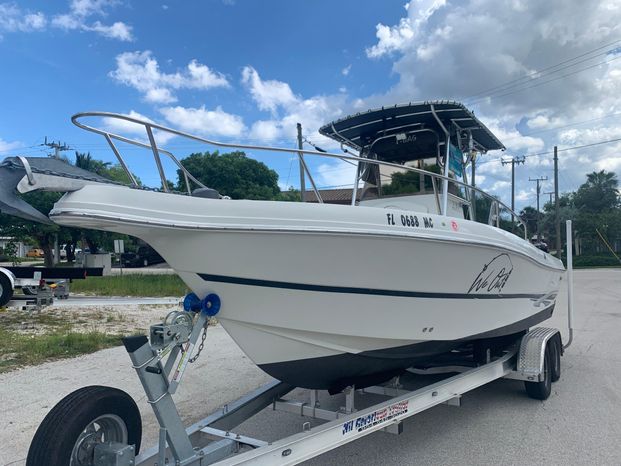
[319,101,505,163]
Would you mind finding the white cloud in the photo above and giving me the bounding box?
[357,0,621,210]
[0,1,133,41]
[87,20,132,41]
[485,117,545,153]
[160,105,246,138]
[316,161,359,188]
[0,136,22,153]
[249,120,281,142]
[241,66,297,114]
[102,110,176,146]
[241,66,346,147]
[0,3,47,33]
[342,64,351,76]
[52,0,133,41]
[110,51,229,104]
[366,0,446,58]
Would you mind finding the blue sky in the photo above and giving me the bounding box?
[1,0,621,208]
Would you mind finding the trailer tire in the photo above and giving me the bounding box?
[26,385,141,466]
[0,273,13,306]
[524,343,552,400]
[550,335,561,382]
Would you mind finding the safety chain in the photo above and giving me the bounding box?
[189,319,209,363]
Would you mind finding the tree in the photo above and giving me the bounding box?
[573,170,619,213]
[0,153,137,264]
[519,206,543,239]
[0,191,64,266]
[177,151,280,200]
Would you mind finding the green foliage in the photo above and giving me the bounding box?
[70,274,188,297]
[572,255,621,267]
[383,165,442,196]
[177,151,280,200]
[0,191,63,266]
[519,206,543,238]
[0,327,123,373]
[536,170,621,258]
[573,170,619,212]
[274,187,302,202]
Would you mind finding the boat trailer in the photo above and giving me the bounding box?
[0,266,104,311]
[26,221,576,466]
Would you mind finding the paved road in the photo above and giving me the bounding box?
[1,269,620,465]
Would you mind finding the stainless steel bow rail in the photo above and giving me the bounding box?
[25,221,576,466]
[71,112,528,239]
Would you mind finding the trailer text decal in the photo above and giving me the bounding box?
[342,400,409,435]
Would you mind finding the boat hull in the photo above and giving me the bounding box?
[50,185,565,391]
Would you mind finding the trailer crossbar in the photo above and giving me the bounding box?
[215,349,517,465]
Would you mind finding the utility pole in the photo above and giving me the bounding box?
[471,155,476,221]
[43,137,71,159]
[529,176,548,242]
[296,124,306,202]
[42,137,71,265]
[544,191,555,205]
[554,145,561,257]
[501,156,526,214]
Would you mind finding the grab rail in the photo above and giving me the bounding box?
[71,112,527,239]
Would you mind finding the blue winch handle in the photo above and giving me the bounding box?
[183,292,221,316]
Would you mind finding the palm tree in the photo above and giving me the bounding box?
[585,170,618,191]
[74,151,110,175]
[574,170,619,212]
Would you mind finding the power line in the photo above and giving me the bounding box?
[479,135,621,166]
[502,111,621,142]
[467,54,621,104]
[462,38,621,101]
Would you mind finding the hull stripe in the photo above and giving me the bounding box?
[198,273,546,300]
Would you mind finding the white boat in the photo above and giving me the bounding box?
[0,101,564,392]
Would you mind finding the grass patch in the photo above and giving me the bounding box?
[70,274,188,297]
[0,328,124,373]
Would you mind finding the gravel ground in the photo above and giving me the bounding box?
[1,269,620,466]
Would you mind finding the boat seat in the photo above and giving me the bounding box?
[192,187,221,199]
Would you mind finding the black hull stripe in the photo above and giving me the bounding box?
[198,273,546,300]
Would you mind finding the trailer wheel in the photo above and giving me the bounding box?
[26,386,142,466]
[550,335,561,382]
[0,273,13,306]
[524,343,552,400]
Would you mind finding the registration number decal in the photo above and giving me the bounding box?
[386,213,433,229]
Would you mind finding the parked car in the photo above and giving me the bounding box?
[121,245,164,267]
[26,248,44,258]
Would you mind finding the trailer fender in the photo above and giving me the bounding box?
[516,327,561,382]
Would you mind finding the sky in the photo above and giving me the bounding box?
[1,0,620,210]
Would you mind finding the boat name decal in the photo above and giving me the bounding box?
[342,400,409,435]
[468,253,513,294]
[386,213,434,229]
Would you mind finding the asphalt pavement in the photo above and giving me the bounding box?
[1,268,620,465]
